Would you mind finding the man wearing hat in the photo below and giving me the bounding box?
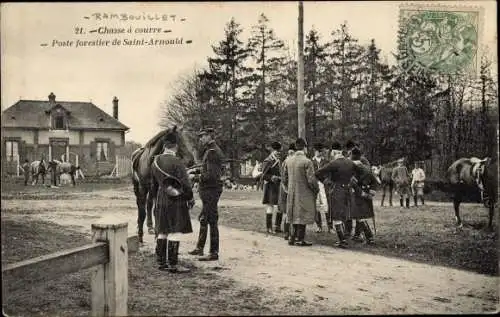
[189,127,225,261]
[151,128,195,273]
[316,146,364,248]
[312,142,329,233]
[411,161,426,206]
[349,147,378,244]
[330,141,343,161]
[279,143,296,240]
[392,158,411,208]
[283,138,318,246]
[261,141,283,234]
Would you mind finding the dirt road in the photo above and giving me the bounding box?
[2,193,498,314]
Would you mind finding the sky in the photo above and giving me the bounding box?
[1,1,497,145]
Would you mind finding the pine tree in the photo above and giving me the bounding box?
[247,13,286,147]
[304,28,329,143]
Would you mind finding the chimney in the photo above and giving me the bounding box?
[48,92,56,103]
[112,96,119,120]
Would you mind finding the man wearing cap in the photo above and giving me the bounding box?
[151,128,195,273]
[189,127,225,261]
[283,138,318,246]
[330,142,343,161]
[316,147,364,248]
[279,143,296,240]
[392,158,411,208]
[261,141,283,234]
[312,142,329,233]
[411,161,426,206]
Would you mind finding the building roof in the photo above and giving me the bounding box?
[1,99,129,131]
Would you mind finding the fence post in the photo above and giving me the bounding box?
[90,222,128,316]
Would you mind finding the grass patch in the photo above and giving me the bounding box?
[192,190,498,276]
[1,218,304,316]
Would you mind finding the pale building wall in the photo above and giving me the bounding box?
[1,129,35,144]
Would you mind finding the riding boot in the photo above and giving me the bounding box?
[344,220,353,239]
[352,220,363,242]
[400,198,404,207]
[284,222,290,240]
[167,241,190,273]
[361,221,375,244]
[334,224,347,248]
[420,197,425,205]
[266,214,273,233]
[274,213,283,233]
[156,239,168,269]
[288,224,298,245]
[405,198,410,209]
[189,225,207,256]
[414,196,418,207]
[296,224,312,246]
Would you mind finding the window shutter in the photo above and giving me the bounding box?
[109,141,116,163]
[90,141,97,161]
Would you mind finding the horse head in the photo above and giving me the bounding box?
[143,125,196,168]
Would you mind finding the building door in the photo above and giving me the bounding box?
[50,140,67,162]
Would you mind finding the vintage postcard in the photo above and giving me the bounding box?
[1,1,498,316]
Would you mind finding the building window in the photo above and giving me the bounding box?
[96,142,109,161]
[5,141,19,162]
[53,115,65,130]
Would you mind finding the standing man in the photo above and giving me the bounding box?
[22,159,30,186]
[279,143,296,240]
[189,127,225,261]
[261,142,282,234]
[283,138,319,246]
[316,150,363,248]
[349,147,378,244]
[411,161,426,206]
[151,129,195,273]
[312,142,329,233]
[392,158,412,209]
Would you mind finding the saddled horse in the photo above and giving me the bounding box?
[131,126,195,243]
[447,156,497,229]
[372,158,403,207]
[47,160,81,186]
[30,160,49,185]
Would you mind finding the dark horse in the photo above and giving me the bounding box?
[131,126,195,243]
[372,158,403,207]
[447,156,497,229]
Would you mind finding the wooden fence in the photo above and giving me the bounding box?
[2,222,139,316]
[109,155,132,178]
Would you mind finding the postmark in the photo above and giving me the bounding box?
[398,3,484,76]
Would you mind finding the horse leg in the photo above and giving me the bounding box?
[146,191,155,234]
[71,173,76,186]
[389,183,393,207]
[381,184,386,207]
[453,185,463,228]
[134,184,147,243]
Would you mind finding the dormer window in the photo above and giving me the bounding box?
[53,114,65,130]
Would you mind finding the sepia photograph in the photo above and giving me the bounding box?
[1,1,498,315]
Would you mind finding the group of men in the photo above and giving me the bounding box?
[151,127,225,273]
[260,139,379,248]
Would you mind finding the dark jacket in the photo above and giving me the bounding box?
[151,151,193,234]
[199,140,225,189]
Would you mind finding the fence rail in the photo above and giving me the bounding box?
[2,222,139,317]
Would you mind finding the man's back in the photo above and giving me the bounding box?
[392,165,410,184]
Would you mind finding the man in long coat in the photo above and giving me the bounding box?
[261,141,282,233]
[349,147,378,244]
[316,151,364,248]
[278,143,296,240]
[151,130,195,273]
[283,138,319,246]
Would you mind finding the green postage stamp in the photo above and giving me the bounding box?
[399,3,484,76]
